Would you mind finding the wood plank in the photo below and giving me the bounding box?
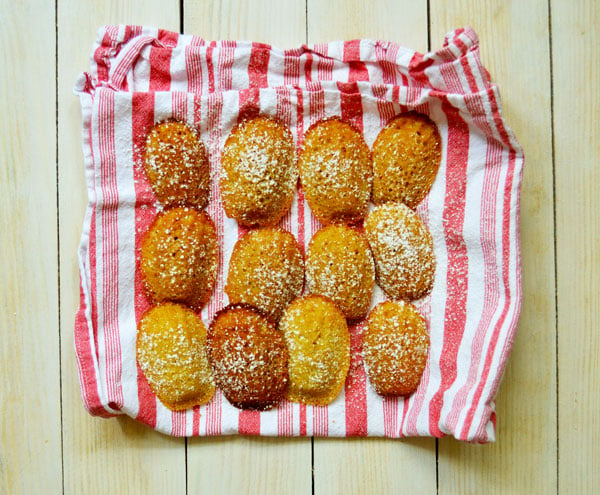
[307,0,428,53]
[306,2,437,494]
[57,6,186,495]
[552,0,599,492]
[0,1,61,493]
[184,0,305,48]
[188,436,311,494]
[183,2,312,494]
[316,437,435,494]
[430,1,557,493]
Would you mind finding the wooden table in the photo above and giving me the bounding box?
[2,0,597,493]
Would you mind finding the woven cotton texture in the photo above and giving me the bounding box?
[73,25,523,442]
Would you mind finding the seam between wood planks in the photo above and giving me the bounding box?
[547,1,559,493]
[55,0,65,492]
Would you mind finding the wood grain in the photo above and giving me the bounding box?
[430,1,557,493]
[306,2,437,493]
[553,0,600,492]
[185,0,306,47]
[307,0,429,53]
[0,1,61,493]
[2,1,596,493]
[315,437,435,495]
[57,4,186,494]
[183,2,312,493]
[188,436,311,494]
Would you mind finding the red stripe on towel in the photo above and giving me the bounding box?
[339,81,368,436]
[131,92,158,428]
[428,97,470,436]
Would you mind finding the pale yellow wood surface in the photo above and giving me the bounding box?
[307,0,428,53]
[553,1,600,493]
[184,3,312,493]
[185,0,306,47]
[57,3,186,494]
[315,437,436,494]
[0,1,61,493]
[429,1,558,494]
[307,2,437,494]
[188,437,311,494]
[3,0,599,493]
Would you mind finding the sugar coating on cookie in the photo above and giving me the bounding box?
[136,303,215,410]
[364,202,435,301]
[143,120,210,209]
[372,112,441,208]
[306,225,374,320]
[363,300,429,396]
[279,295,350,406]
[220,116,297,227]
[140,207,219,311]
[225,228,304,321]
[208,304,289,410]
[299,117,372,225]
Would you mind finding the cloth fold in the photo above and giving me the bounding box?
[74,25,523,442]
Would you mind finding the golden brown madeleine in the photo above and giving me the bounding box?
[219,116,297,227]
[364,202,435,301]
[136,303,215,410]
[279,295,350,406]
[298,117,372,224]
[306,224,374,320]
[372,112,441,208]
[140,207,218,311]
[208,304,288,410]
[225,228,304,321]
[363,300,429,396]
[143,120,210,209]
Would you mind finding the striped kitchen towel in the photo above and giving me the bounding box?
[73,25,523,442]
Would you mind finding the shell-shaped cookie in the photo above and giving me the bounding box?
[220,116,297,227]
[364,202,435,301]
[372,112,441,208]
[279,295,350,406]
[225,227,304,321]
[363,300,429,396]
[143,121,210,209]
[136,303,215,410]
[208,304,289,410]
[140,207,218,311]
[306,224,374,320]
[299,118,372,225]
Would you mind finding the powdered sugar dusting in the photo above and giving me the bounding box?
[137,303,214,409]
[372,112,441,208]
[299,118,372,224]
[220,116,297,226]
[365,202,435,300]
[279,295,350,405]
[143,121,211,208]
[208,305,288,410]
[306,225,374,320]
[363,300,429,396]
[140,207,219,310]
[225,228,304,321]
